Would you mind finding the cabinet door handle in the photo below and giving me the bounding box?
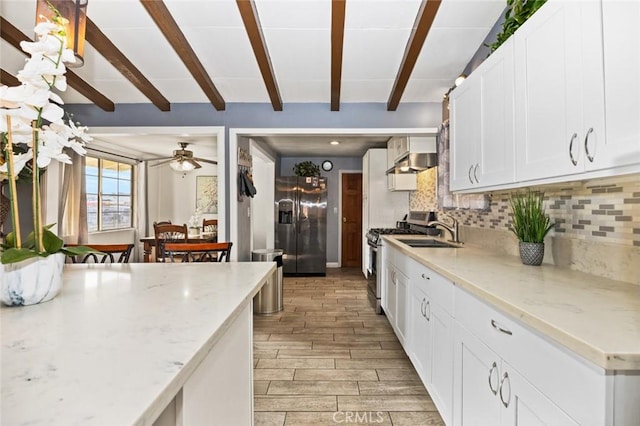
[420,298,426,317]
[488,362,498,395]
[473,163,479,183]
[425,300,431,321]
[468,165,474,184]
[584,127,595,163]
[569,133,578,166]
[491,319,512,336]
[499,372,511,408]
[421,273,430,280]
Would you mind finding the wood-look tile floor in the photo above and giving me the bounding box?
[253,268,445,426]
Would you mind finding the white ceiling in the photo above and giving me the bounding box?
[1,0,504,157]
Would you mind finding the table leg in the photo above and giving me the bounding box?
[143,241,152,263]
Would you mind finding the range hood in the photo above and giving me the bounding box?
[386,152,438,174]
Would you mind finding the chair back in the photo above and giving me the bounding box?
[163,242,233,263]
[66,243,134,264]
[154,223,188,262]
[202,219,218,234]
[153,220,172,228]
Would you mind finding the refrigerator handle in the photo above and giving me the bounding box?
[296,193,301,234]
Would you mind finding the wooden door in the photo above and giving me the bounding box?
[341,173,362,268]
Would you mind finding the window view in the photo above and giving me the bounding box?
[85,157,133,232]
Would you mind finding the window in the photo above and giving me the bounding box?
[85,157,133,232]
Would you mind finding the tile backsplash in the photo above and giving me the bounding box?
[410,172,640,247]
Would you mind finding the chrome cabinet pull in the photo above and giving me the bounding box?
[421,273,430,280]
[420,298,426,317]
[569,133,578,166]
[488,362,498,395]
[425,300,431,321]
[468,165,474,184]
[491,319,513,336]
[584,127,595,162]
[499,372,511,408]
[473,163,479,183]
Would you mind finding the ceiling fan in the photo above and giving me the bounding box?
[148,142,217,171]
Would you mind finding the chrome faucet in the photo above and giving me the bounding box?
[427,214,460,244]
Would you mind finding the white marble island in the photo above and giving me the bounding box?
[1,262,275,426]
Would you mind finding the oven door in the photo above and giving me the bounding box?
[366,243,382,313]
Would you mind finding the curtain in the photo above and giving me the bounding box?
[59,152,88,244]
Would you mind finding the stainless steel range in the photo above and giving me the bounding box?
[366,212,439,314]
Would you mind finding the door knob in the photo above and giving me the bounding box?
[343,217,346,223]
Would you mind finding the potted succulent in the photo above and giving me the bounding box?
[509,190,554,266]
[293,161,320,177]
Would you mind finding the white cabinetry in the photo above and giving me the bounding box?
[598,1,640,170]
[382,244,408,346]
[514,1,606,181]
[387,136,409,166]
[453,323,577,426]
[362,149,409,277]
[453,286,605,426]
[387,173,417,191]
[450,38,515,192]
[408,259,454,425]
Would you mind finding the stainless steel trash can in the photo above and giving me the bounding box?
[252,249,284,315]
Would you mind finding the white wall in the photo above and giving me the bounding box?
[250,142,276,252]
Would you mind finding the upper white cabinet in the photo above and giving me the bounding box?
[387,173,417,191]
[514,1,606,181]
[598,1,640,170]
[450,0,640,192]
[450,38,515,191]
[387,136,410,167]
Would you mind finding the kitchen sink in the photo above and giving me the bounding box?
[396,239,460,248]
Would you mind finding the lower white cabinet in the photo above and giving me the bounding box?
[385,263,408,345]
[453,322,577,426]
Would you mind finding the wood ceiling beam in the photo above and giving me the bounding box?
[0,17,115,112]
[85,17,170,111]
[236,0,283,111]
[139,0,226,111]
[387,0,442,111]
[1,69,20,87]
[331,0,346,111]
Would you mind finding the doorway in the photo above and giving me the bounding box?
[340,173,362,268]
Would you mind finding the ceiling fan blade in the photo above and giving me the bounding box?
[149,159,174,167]
[187,159,202,169]
[193,157,218,165]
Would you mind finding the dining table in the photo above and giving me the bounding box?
[140,232,217,262]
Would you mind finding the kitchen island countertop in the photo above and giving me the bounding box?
[1,262,274,425]
[383,235,640,370]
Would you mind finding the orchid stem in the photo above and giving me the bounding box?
[32,123,43,252]
[4,116,22,248]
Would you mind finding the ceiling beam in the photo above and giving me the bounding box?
[331,0,346,111]
[85,17,170,111]
[0,17,115,112]
[139,0,226,111]
[387,0,441,111]
[1,69,20,87]
[236,0,283,111]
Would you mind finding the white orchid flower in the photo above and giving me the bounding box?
[68,120,92,144]
[37,141,71,168]
[41,102,64,123]
[34,21,60,38]
[49,91,64,105]
[0,149,33,176]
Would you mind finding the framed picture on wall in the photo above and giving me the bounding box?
[196,175,218,214]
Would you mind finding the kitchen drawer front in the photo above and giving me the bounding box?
[454,286,607,425]
[408,257,454,315]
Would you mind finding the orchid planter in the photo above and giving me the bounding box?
[0,252,64,306]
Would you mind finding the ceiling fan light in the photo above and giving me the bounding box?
[170,159,195,172]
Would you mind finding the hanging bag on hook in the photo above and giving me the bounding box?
[242,170,257,197]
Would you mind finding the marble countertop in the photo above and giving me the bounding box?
[1,262,275,425]
[383,236,640,370]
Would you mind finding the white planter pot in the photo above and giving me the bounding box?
[0,252,65,306]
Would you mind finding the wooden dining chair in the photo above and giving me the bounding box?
[202,218,218,234]
[153,220,172,227]
[66,243,135,264]
[163,242,233,263]
[153,223,188,262]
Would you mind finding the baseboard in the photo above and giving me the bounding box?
[326,262,340,268]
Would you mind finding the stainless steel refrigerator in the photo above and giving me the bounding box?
[275,176,327,275]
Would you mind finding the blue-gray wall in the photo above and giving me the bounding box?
[66,101,441,256]
[280,157,362,264]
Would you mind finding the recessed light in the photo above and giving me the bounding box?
[329,140,340,145]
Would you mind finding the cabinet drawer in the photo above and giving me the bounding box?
[408,257,454,315]
[454,286,607,425]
